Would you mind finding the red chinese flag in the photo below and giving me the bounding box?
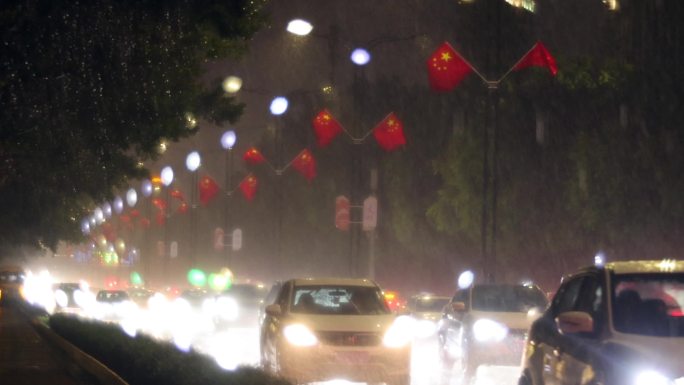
[129,209,140,218]
[152,198,167,211]
[373,113,406,151]
[239,174,258,201]
[199,175,220,205]
[312,109,344,147]
[170,188,185,201]
[426,41,474,92]
[514,42,558,76]
[243,147,266,165]
[292,149,317,181]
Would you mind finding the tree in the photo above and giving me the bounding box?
[0,0,267,252]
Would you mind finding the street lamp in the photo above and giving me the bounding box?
[286,19,313,36]
[222,76,243,94]
[350,48,371,66]
[221,130,237,266]
[126,188,137,208]
[269,96,289,116]
[186,151,201,266]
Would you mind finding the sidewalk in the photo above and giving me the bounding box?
[0,301,92,385]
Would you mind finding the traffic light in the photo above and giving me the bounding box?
[335,195,350,231]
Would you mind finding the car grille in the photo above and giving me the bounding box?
[316,331,382,347]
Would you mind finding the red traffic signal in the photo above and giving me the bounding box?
[335,195,350,231]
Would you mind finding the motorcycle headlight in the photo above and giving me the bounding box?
[283,324,318,347]
[472,319,508,343]
[634,370,673,385]
[383,315,414,348]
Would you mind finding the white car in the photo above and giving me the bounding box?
[260,278,412,385]
[519,260,684,385]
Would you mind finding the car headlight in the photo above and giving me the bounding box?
[472,319,508,342]
[634,370,673,385]
[54,289,68,308]
[383,316,414,348]
[215,296,239,321]
[283,324,318,347]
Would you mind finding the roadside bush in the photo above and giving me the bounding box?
[49,314,289,385]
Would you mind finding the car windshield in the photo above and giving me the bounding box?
[472,285,548,312]
[612,273,684,337]
[413,296,450,312]
[291,285,391,315]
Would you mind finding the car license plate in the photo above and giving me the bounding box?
[335,351,369,364]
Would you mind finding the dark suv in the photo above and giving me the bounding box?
[519,260,684,385]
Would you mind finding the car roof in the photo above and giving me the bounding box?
[603,260,684,274]
[289,277,378,287]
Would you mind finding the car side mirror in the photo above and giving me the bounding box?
[265,304,282,316]
[451,301,466,312]
[555,311,594,335]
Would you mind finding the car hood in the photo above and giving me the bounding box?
[469,309,538,330]
[287,313,397,333]
[607,332,684,378]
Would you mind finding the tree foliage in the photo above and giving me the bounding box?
[0,0,267,251]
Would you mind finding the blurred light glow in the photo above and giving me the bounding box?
[184,112,197,129]
[113,196,124,214]
[94,207,104,224]
[126,188,138,207]
[473,319,508,342]
[635,370,671,385]
[209,273,230,291]
[221,130,237,150]
[458,270,475,289]
[187,269,207,287]
[81,219,91,234]
[161,166,174,186]
[102,203,112,218]
[350,48,371,66]
[594,252,605,266]
[284,324,318,346]
[383,315,414,348]
[269,96,289,115]
[141,179,153,197]
[186,151,201,172]
[286,19,313,36]
[222,76,243,94]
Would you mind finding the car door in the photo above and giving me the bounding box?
[557,273,606,385]
[440,288,469,359]
[535,275,585,385]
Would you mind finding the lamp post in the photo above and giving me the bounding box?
[160,165,174,284]
[269,96,289,266]
[185,151,201,267]
[220,130,237,266]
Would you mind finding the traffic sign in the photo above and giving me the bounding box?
[232,228,242,251]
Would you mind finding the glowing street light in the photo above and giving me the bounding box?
[185,151,201,172]
[141,179,153,197]
[286,19,313,36]
[126,188,138,207]
[222,76,243,94]
[350,48,371,66]
[221,130,237,150]
[269,96,289,116]
[161,166,174,186]
[102,202,113,218]
[113,196,124,214]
